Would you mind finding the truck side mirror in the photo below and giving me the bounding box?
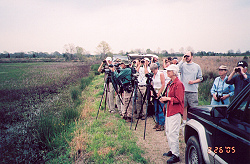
[210,106,227,118]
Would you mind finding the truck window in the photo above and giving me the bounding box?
[233,92,250,123]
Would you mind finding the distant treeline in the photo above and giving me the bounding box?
[0,50,249,60]
[158,50,250,57]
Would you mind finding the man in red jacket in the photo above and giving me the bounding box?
[160,64,185,164]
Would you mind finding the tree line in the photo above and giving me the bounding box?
[1,41,249,61]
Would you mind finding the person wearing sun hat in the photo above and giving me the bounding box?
[226,60,250,97]
[160,64,184,164]
[211,65,234,105]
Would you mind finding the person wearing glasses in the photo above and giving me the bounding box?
[178,51,203,127]
[211,65,234,105]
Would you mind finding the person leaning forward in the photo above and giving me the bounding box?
[113,61,134,122]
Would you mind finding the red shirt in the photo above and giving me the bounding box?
[165,77,185,117]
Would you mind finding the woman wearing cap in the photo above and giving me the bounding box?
[159,64,184,164]
[150,63,165,131]
[211,65,234,105]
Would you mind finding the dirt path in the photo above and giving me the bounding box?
[130,116,185,164]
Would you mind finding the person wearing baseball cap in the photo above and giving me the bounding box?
[226,60,250,97]
[172,57,178,65]
[160,64,184,164]
[211,65,234,105]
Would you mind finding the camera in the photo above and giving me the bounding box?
[235,68,241,72]
[184,55,189,58]
[101,69,111,74]
[114,63,120,67]
[216,93,224,104]
[133,61,136,64]
[141,60,145,63]
[145,72,154,78]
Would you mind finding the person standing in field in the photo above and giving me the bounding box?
[160,64,184,164]
[136,58,151,120]
[178,51,203,127]
[226,61,250,97]
[150,63,165,131]
[97,57,115,113]
[163,57,172,69]
[151,56,160,69]
[211,65,234,105]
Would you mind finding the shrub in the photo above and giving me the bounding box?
[91,64,101,75]
[80,75,94,91]
[62,107,80,124]
[198,71,218,105]
[71,87,80,101]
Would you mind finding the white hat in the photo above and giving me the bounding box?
[106,57,112,61]
[144,58,150,61]
[166,64,179,72]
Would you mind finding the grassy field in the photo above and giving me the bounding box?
[0,62,91,163]
[0,56,248,163]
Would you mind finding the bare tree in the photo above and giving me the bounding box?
[64,43,76,54]
[179,47,185,54]
[169,48,175,54]
[186,46,194,53]
[96,41,112,59]
[76,46,87,61]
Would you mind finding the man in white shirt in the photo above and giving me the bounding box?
[136,58,151,119]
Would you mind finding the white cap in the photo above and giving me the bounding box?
[166,64,179,72]
[106,57,112,61]
[144,58,150,61]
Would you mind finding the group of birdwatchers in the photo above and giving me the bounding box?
[97,51,249,164]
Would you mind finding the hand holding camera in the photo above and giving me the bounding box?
[216,92,224,104]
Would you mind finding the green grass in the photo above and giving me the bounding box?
[198,71,218,105]
[0,62,92,163]
[47,74,147,164]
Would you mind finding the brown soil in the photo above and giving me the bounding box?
[132,117,185,164]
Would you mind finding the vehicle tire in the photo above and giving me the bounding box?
[185,136,204,164]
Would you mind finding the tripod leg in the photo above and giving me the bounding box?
[96,82,107,119]
[105,83,108,112]
[124,90,133,119]
[130,85,137,130]
[144,86,151,139]
[135,86,146,130]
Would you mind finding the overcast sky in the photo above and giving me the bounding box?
[0,0,249,54]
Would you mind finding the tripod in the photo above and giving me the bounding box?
[134,74,165,139]
[122,74,139,130]
[96,72,123,119]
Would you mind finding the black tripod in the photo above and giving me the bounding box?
[122,74,139,130]
[134,73,165,139]
[96,71,123,119]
